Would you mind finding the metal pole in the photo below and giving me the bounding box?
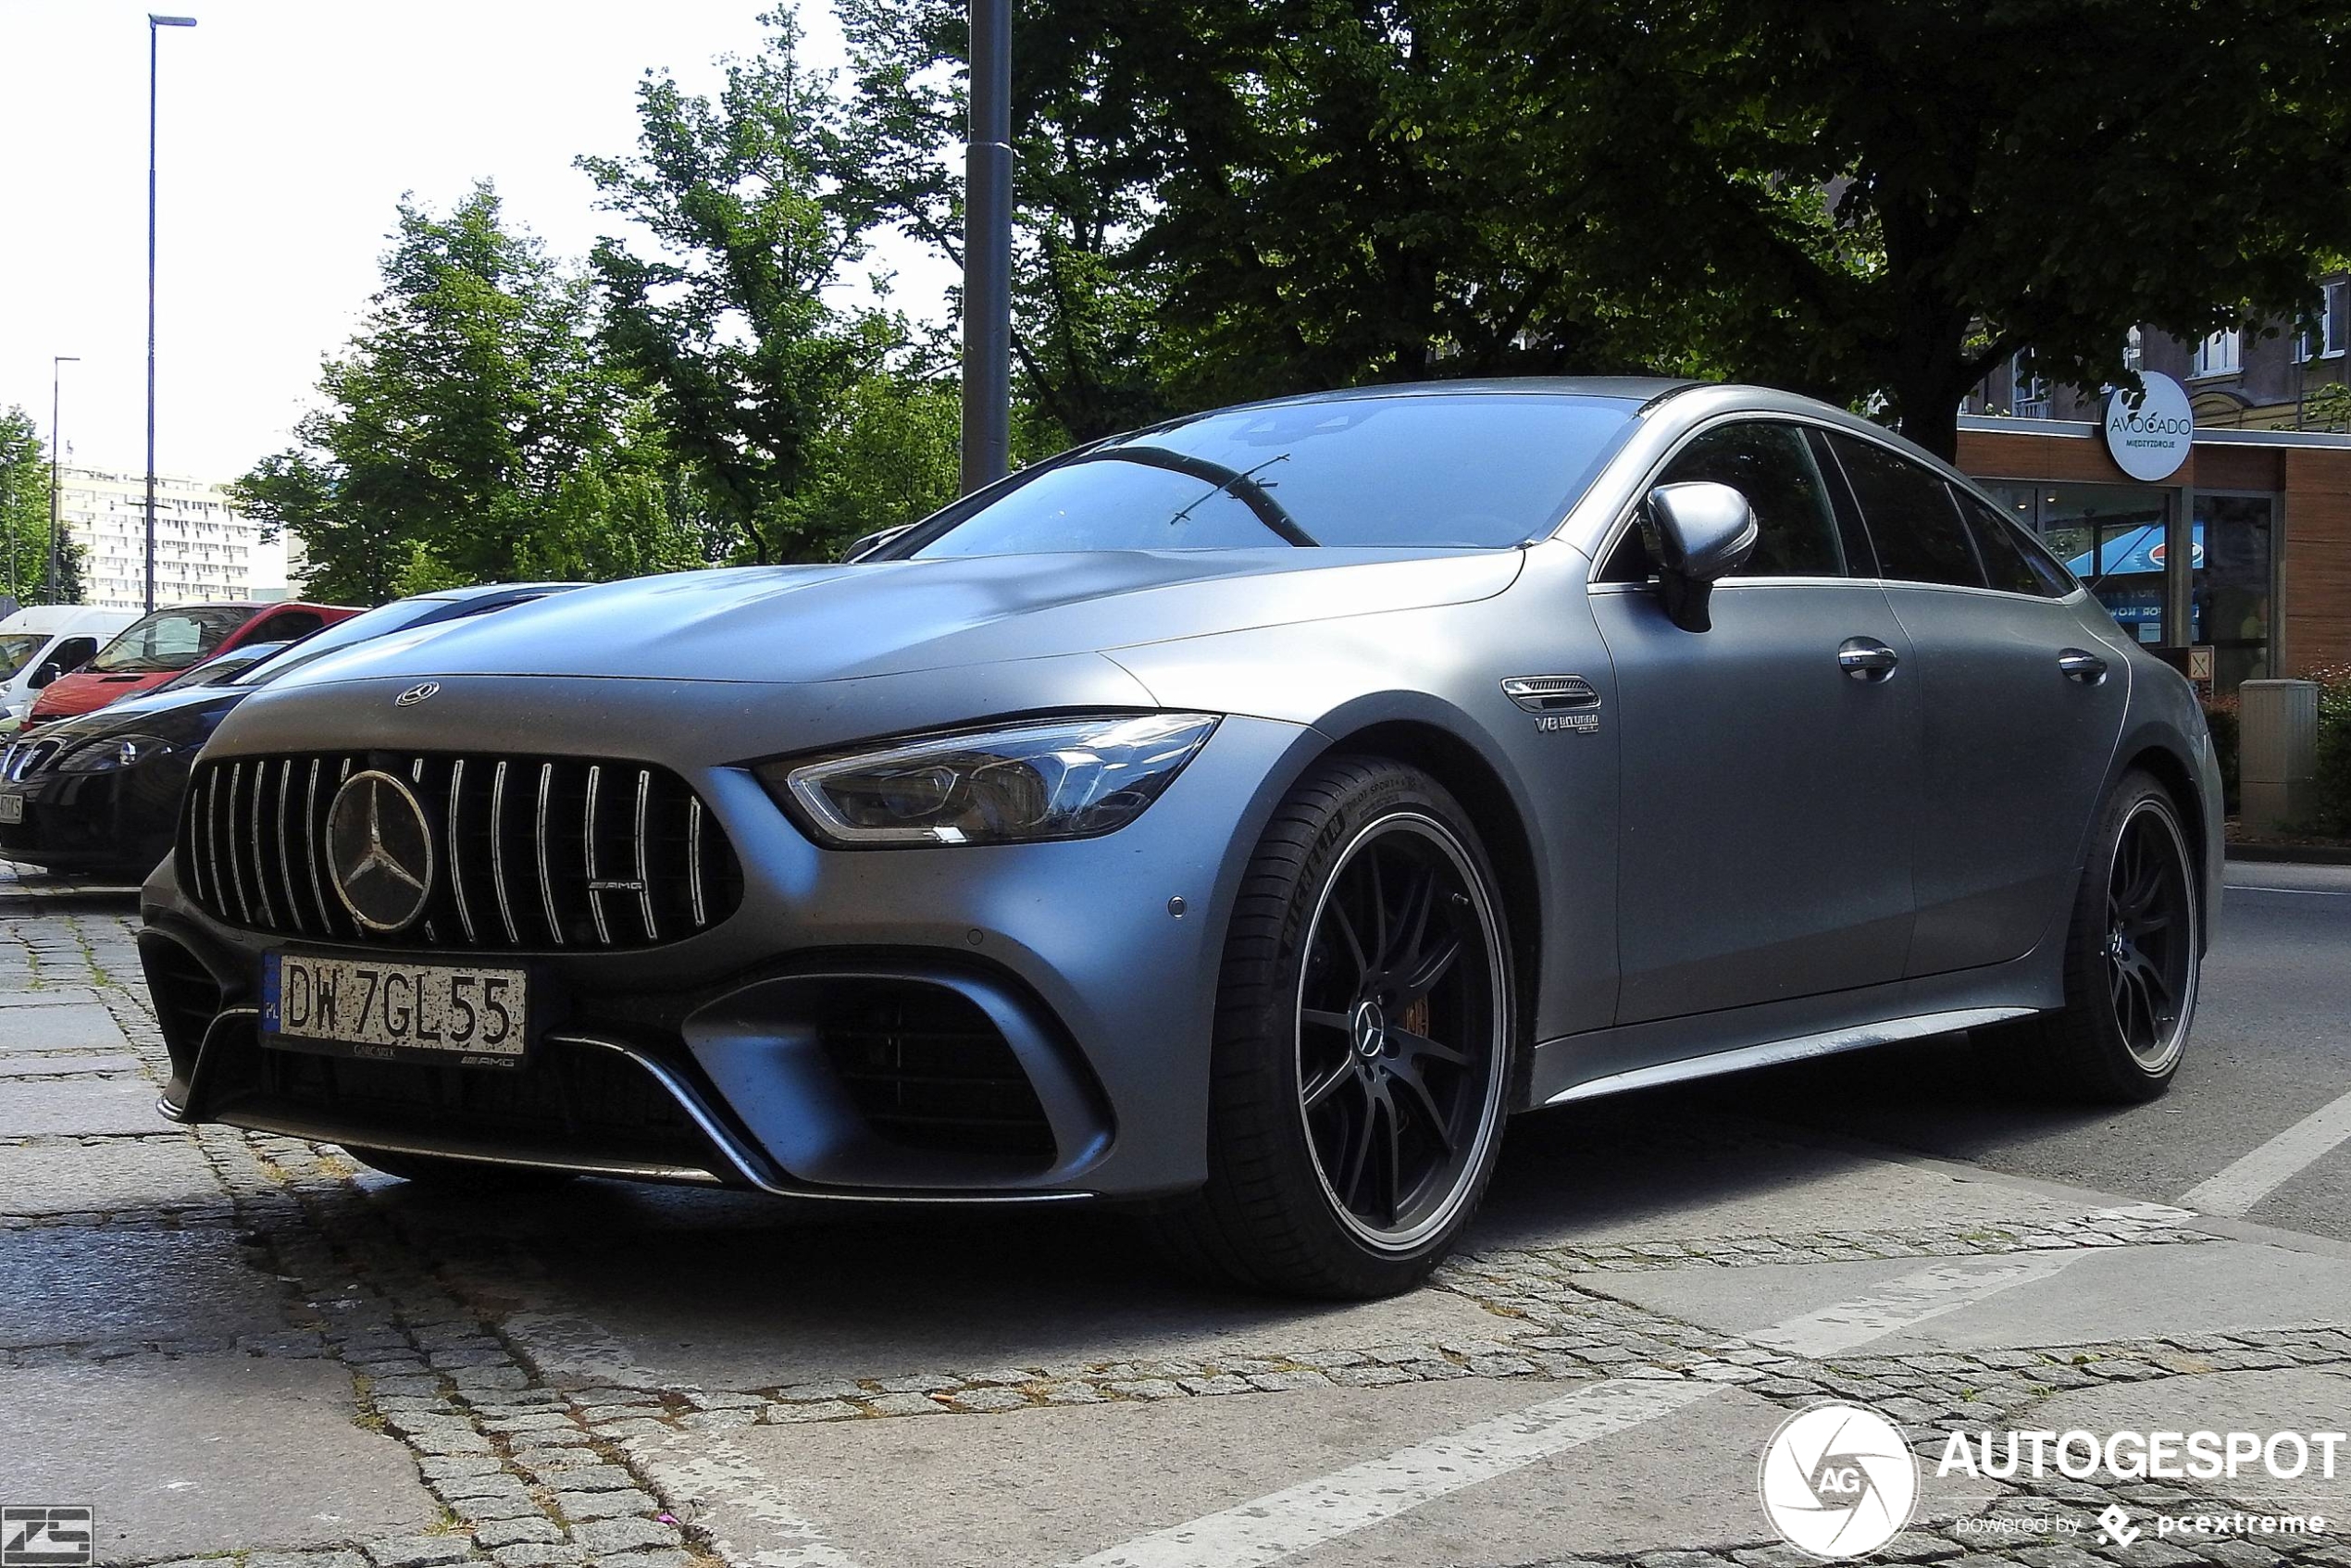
[959,0,1012,494]
[145,19,161,613]
[48,358,77,605]
[143,15,195,612]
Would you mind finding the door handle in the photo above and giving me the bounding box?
[2058,648,2108,684]
[1837,638,1900,681]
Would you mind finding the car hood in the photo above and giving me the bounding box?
[272,549,1524,689]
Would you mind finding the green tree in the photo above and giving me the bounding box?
[580,10,912,565]
[779,373,963,549]
[235,184,708,602]
[0,408,84,605]
[1472,0,2351,455]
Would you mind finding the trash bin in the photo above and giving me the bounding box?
[2238,678,2320,832]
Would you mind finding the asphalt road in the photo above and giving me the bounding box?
[1582,858,2351,1244]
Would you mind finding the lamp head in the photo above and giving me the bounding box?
[148,14,198,26]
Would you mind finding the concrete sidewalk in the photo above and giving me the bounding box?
[3,902,2347,1568]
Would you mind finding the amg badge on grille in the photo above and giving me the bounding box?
[326,770,436,931]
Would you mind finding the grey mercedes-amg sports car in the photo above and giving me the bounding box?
[140,380,2220,1298]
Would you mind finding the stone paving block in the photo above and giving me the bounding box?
[0,1051,143,1078]
[0,986,104,1008]
[0,1137,221,1216]
[0,1227,285,1347]
[0,1354,441,1561]
[0,1076,169,1136]
[567,1517,680,1554]
[0,1001,126,1052]
[363,1536,473,1568]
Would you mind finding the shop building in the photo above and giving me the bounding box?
[1954,409,2351,696]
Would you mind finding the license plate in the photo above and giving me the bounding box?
[0,793,21,824]
[262,952,529,1065]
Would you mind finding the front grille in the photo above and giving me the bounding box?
[180,752,743,951]
[815,979,1056,1164]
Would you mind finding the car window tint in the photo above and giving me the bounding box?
[1656,421,1846,577]
[262,611,326,641]
[1949,485,2075,597]
[1825,433,1985,588]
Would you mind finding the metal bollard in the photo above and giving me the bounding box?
[2238,678,2320,832]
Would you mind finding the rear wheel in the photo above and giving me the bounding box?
[342,1145,578,1193]
[1977,770,2201,1102]
[1165,757,1514,1298]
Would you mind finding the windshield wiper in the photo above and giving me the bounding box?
[1082,445,1318,547]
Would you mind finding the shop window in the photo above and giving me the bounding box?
[2195,494,2275,691]
[2192,329,2242,378]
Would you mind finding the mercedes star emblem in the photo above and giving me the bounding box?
[324,770,436,932]
[395,682,441,707]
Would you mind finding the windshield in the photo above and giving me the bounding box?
[230,597,439,687]
[87,606,252,674]
[908,393,1641,557]
[155,641,289,692]
[0,635,46,682]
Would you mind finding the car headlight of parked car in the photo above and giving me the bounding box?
[56,734,176,773]
[762,712,1220,846]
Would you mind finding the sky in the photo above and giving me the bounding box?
[0,0,959,486]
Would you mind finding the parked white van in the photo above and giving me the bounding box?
[0,606,140,734]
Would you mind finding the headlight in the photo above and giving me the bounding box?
[763,712,1219,846]
[56,734,176,773]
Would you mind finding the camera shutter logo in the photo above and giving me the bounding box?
[1758,1402,1919,1560]
[2,1506,93,1568]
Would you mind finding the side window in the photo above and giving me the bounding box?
[49,638,97,673]
[1655,421,1847,578]
[1825,432,1984,589]
[1948,485,2075,598]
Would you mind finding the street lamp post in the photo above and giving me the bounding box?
[48,356,79,605]
[959,0,1012,495]
[146,13,197,613]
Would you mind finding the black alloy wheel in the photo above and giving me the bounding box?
[1169,756,1514,1298]
[1296,815,1504,1249]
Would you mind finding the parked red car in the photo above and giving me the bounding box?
[28,601,358,724]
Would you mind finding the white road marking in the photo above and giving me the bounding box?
[623,1427,865,1568]
[1067,1251,2079,1568]
[2179,1084,2351,1216]
[1745,1251,2079,1357]
[1069,1379,1714,1568]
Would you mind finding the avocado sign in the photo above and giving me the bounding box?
[2104,373,2194,482]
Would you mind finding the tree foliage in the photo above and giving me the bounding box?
[0,408,83,606]
[235,185,711,604]
[580,10,929,565]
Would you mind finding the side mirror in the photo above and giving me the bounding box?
[29,662,64,690]
[843,523,914,562]
[1646,480,1760,633]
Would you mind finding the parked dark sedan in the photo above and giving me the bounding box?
[137,381,2219,1298]
[0,585,577,878]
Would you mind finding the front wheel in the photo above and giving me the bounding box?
[1978,770,2202,1102]
[1165,756,1515,1298]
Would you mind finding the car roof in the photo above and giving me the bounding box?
[1193,376,1704,417]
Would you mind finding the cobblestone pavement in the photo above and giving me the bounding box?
[4,892,2349,1568]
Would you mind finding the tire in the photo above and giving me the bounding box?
[1163,755,1516,1298]
[1976,770,2202,1102]
[342,1145,578,1193]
